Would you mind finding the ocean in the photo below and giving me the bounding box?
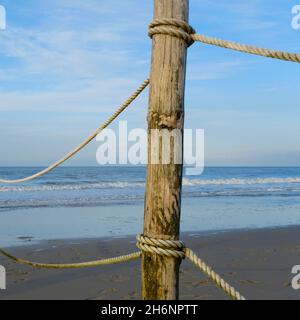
[1,166,300,246]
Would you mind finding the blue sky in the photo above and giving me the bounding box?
[0,0,299,166]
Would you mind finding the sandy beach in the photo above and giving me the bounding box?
[0,226,299,300]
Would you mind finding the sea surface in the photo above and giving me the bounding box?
[1,166,300,246]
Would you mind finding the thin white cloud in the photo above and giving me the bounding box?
[0,26,135,79]
[0,1,150,114]
[237,19,279,31]
[0,77,147,113]
[187,60,251,81]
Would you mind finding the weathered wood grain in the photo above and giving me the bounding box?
[142,0,189,300]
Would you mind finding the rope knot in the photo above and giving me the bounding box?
[136,234,185,259]
[149,18,196,46]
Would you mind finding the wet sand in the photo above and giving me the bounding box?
[0,226,300,300]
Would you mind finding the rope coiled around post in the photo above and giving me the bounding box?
[137,235,246,301]
[0,79,149,184]
[2,19,298,185]
[0,235,245,300]
[149,18,300,63]
[137,234,185,259]
[149,18,196,46]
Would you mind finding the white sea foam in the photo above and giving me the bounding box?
[182,177,300,186]
[1,177,300,193]
[0,181,145,193]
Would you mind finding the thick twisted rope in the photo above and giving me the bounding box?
[0,79,149,184]
[192,34,300,63]
[184,248,245,301]
[149,18,196,46]
[2,19,298,185]
[0,247,141,269]
[137,235,245,301]
[0,235,245,300]
[149,18,300,63]
[136,234,185,259]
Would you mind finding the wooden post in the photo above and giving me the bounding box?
[142,0,189,300]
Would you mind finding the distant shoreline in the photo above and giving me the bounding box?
[2,165,300,168]
[2,224,300,249]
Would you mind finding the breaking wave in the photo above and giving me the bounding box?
[182,177,300,186]
[1,177,300,193]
